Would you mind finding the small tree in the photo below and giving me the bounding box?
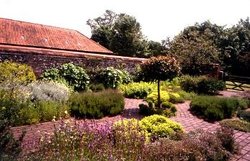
[140,56,180,108]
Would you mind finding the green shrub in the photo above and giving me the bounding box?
[169,92,185,103]
[41,68,61,81]
[18,105,40,125]
[140,115,183,139]
[0,89,29,125]
[180,75,225,94]
[119,82,156,99]
[139,100,176,117]
[36,101,69,122]
[95,67,132,89]
[89,83,105,92]
[26,81,71,102]
[177,90,196,100]
[190,96,244,121]
[69,90,124,118]
[42,63,90,91]
[146,91,170,105]
[0,61,36,85]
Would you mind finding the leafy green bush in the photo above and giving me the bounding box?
[0,88,69,126]
[169,92,185,103]
[18,105,40,125]
[0,61,36,85]
[89,83,105,92]
[36,101,69,122]
[26,81,71,102]
[69,90,125,118]
[95,67,132,89]
[119,82,156,99]
[190,96,245,121]
[146,91,170,105]
[42,63,90,91]
[140,115,183,139]
[176,90,197,100]
[0,89,29,125]
[180,75,225,94]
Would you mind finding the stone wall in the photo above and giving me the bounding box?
[0,50,146,77]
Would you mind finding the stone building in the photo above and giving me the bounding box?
[0,18,145,76]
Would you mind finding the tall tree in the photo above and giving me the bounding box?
[219,18,250,76]
[87,10,147,57]
[170,22,221,75]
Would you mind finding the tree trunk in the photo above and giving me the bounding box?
[157,79,161,108]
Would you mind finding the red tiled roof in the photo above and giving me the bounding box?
[0,18,113,54]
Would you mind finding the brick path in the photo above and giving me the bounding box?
[11,92,250,160]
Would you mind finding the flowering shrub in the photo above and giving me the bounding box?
[42,63,90,91]
[26,81,71,102]
[22,121,237,161]
[95,67,132,89]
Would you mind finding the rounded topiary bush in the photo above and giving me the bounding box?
[140,114,183,139]
[0,61,36,85]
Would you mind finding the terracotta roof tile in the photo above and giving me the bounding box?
[0,18,113,54]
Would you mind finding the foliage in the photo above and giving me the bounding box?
[69,90,124,119]
[169,21,223,75]
[145,40,168,57]
[177,90,197,100]
[42,63,90,91]
[146,91,170,104]
[219,18,250,76]
[87,10,148,57]
[140,115,183,139]
[140,56,181,82]
[36,101,70,122]
[190,96,245,121]
[18,104,40,125]
[118,82,156,99]
[26,81,71,102]
[0,61,36,85]
[23,121,237,161]
[220,119,250,132]
[89,83,105,92]
[140,56,181,107]
[169,92,185,103]
[0,120,24,160]
[113,119,149,143]
[95,67,132,89]
[180,75,225,94]
[0,88,69,126]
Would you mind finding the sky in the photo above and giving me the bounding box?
[0,0,249,42]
